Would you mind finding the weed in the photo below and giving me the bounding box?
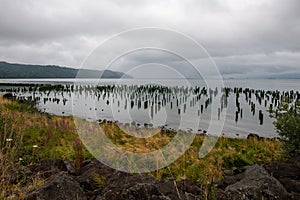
[92,173,106,187]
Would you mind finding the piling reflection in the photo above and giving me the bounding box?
[1,83,299,137]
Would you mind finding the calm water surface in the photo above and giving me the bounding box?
[1,78,299,138]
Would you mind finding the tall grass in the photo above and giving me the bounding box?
[0,95,91,198]
[0,95,25,197]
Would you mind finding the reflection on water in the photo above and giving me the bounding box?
[1,79,299,138]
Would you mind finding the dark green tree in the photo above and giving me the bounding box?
[270,98,300,156]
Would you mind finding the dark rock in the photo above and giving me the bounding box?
[28,159,67,178]
[264,161,300,180]
[93,167,205,200]
[233,166,248,175]
[63,158,77,175]
[279,178,300,194]
[25,172,86,200]
[215,188,228,200]
[224,165,289,200]
[79,160,115,179]
[264,156,300,195]
[76,160,114,194]
[288,155,300,167]
[97,172,170,200]
[217,172,245,190]
[158,180,203,200]
[222,169,234,176]
[17,158,299,200]
[4,165,33,185]
[289,193,300,200]
[6,159,206,199]
[97,182,170,200]
[82,158,92,167]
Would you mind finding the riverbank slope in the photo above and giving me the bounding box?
[1,95,299,199]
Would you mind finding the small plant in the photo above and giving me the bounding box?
[27,174,45,192]
[92,173,106,187]
[73,138,84,170]
[202,181,216,200]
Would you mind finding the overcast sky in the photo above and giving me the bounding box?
[0,0,299,78]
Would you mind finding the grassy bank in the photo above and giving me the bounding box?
[0,95,283,198]
[101,121,283,182]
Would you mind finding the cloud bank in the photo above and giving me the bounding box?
[0,0,299,78]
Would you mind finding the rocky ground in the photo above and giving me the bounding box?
[6,156,300,200]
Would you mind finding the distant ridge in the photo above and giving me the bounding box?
[0,61,130,79]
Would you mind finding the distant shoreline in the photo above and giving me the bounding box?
[0,61,131,79]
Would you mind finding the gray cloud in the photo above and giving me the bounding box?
[0,0,299,78]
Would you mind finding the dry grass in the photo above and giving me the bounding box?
[86,119,283,183]
[101,121,175,153]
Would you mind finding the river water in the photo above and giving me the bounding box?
[0,78,299,138]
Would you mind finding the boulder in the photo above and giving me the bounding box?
[158,180,203,200]
[264,161,300,180]
[264,156,300,197]
[96,172,170,200]
[28,158,68,178]
[25,172,86,200]
[217,172,245,190]
[98,182,170,200]
[224,165,289,200]
[75,160,115,197]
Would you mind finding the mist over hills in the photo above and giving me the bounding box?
[0,61,129,79]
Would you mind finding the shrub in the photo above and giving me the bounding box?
[270,98,300,156]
